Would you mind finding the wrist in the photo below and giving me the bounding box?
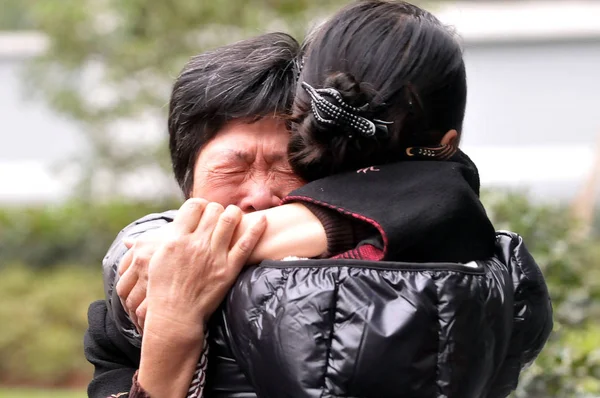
[301,202,355,257]
[144,309,205,345]
[139,315,205,398]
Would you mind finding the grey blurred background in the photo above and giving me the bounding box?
[2,1,599,205]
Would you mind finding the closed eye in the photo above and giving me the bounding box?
[209,167,247,175]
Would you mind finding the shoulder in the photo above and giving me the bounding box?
[102,210,177,306]
[494,231,553,352]
[102,210,177,271]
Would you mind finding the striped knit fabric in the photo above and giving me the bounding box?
[187,332,209,398]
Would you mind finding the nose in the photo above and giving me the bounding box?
[238,184,280,212]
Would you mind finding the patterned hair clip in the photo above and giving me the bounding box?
[301,82,392,138]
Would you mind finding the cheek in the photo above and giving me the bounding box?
[191,175,243,206]
[275,173,305,196]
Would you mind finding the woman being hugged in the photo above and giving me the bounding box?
[99,1,552,397]
[223,2,552,397]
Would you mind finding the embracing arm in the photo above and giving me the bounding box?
[95,202,358,396]
[236,203,328,263]
[95,211,204,398]
[109,202,359,337]
[137,316,205,398]
[85,299,204,398]
[101,201,272,398]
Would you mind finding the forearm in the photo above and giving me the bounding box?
[138,314,204,398]
[237,203,328,264]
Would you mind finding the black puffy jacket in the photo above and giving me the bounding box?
[95,161,553,398]
[217,231,551,398]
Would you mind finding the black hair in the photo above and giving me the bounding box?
[289,0,467,181]
[168,32,300,196]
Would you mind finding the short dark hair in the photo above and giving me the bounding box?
[289,0,467,181]
[168,32,300,196]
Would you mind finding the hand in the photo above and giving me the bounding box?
[136,199,266,398]
[144,198,266,333]
[116,222,176,333]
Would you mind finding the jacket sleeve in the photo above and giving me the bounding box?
[487,232,554,398]
[102,211,177,348]
[84,300,141,398]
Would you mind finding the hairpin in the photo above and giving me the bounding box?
[301,82,392,138]
[293,57,304,82]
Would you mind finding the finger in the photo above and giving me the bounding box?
[136,299,147,333]
[116,266,139,302]
[128,308,139,335]
[126,284,146,336]
[125,283,147,326]
[172,198,209,234]
[118,247,135,276]
[116,268,140,331]
[123,238,135,249]
[119,296,142,334]
[195,202,225,237]
[228,215,267,268]
[211,205,243,254]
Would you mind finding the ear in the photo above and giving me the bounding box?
[440,129,458,146]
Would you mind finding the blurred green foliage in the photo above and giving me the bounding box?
[0,389,83,398]
[0,265,103,386]
[0,200,179,269]
[0,0,35,30]
[482,190,600,398]
[0,200,182,387]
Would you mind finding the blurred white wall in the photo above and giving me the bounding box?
[1,1,599,204]
[0,32,83,203]
[437,1,600,200]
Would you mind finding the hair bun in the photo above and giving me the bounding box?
[323,72,374,109]
[288,72,384,182]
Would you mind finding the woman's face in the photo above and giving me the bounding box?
[190,117,305,213]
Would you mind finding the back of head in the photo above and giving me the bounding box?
[289,0,467,181]
[169,32,299,196]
